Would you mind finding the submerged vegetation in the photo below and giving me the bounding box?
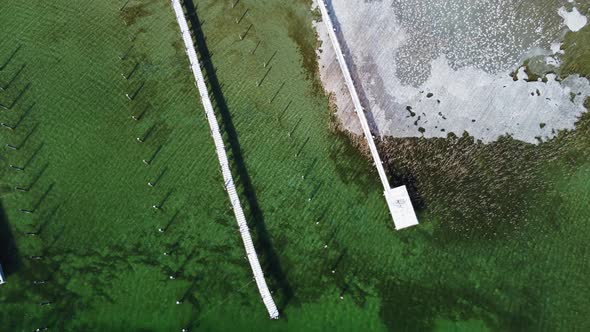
[380,11,590,330]
[561,24,590,78]
[0,0,588,331]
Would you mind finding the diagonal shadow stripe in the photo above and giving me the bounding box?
[0,202,21,276]
[183,0,294,310]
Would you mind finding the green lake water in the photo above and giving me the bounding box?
[0,0,589,331]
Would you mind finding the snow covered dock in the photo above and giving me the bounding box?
[317,0,419,230]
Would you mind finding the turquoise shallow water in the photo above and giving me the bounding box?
[0,0,589,331]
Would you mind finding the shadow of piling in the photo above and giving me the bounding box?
[23,183,55,213]
[149,166,168,187]
[0,64,26,91]
[13,102,36,130]
[0,45,21,71]
[8,82,31,110]
[35,204,60,235]
[183,0,294,310]
[23,163,49,191]
[236,8,249,25]
[23,143,43,169]
[163,209,180,230]
[14,123,38,150]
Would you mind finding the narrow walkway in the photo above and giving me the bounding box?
[317,0,419,230]
[171,0,279,319]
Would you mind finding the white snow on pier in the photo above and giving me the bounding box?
[171,0,279,319]
[317,0,419,230]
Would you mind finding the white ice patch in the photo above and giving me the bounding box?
[369,55,590,144]
[319,0,590,144]
[550,42,564,54]
[558,6,588,32]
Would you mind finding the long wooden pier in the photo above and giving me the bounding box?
[317,0,419,230]
[170,0,280,319]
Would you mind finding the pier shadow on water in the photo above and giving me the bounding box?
[0,202,21,276]
[386,159,426,211]
[182,0,294,311]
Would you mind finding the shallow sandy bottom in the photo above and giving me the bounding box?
[316,0,590,144]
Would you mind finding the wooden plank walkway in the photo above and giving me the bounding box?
[317,0,419,230]
[171,0,280,319]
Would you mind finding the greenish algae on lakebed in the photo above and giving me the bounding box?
[0,0,589,331]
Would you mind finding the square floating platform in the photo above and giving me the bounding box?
[385,186,419,230]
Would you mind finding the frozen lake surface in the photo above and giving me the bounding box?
[317,0,590,143]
